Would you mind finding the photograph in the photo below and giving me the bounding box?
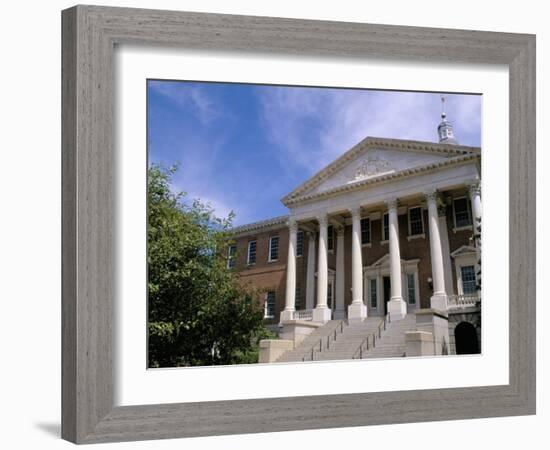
[146,81,482,368]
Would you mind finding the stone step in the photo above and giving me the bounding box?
[277,314,417,363]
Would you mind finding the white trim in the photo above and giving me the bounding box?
[282,137,480,205]
[452,251,477,296]
[381,212,389,242]
[267,235,279,263]
[407,205,424,237]
[407,233,426,241]
[360,216,372,246]
[226,244,237,269]
[296,230,304,258]
[247,240,257,266]
[452,195,473,229]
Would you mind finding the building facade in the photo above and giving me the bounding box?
[230,113,481,356]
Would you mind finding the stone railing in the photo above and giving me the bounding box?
[447,294,480,309]
[292,309,313,321]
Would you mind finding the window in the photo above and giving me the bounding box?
[227,245,236,269]
[382,213,389,241]
[247,240,257,265]
[407,273,416,304]
[268,236,279,262]
[408,206,424,236]
[327,282,333,309]
[296,231,304,257]
[361,218,371,244]
[460,265,477,294]
[453,197,472,228]
[327,225,334,251]
[295,286,301,310]
[369,278,377,308]
[265,291,275,318]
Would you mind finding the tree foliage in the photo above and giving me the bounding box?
[147,164,267,367]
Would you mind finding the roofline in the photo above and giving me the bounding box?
[230,215,289,236]
[283,152,480,207]
[281,136,481,204]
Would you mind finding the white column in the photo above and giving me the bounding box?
[425,191,448,310]
[469,180,482,294]
[334,226,346,320]
[312,214,332,323]
[305,232,316,310]
[386,199,407,320]
[279,219,297,323]
[438,204,455,295]
[348,207,367,323]
[469,180,482,228]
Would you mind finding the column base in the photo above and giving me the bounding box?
[347,302,367,324]
[312,307,332,324]
[430,293,448,311]
[333,309,347,320]
[388,297,407,321]
[279,309,294,325]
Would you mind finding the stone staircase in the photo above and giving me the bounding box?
[362,314,416,359]
[275,320,346,363]
[276,315,417,363]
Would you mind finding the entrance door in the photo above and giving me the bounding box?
[383,276,391,316]
[454,322,480,354]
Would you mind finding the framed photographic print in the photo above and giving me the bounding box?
[62,5,536,444]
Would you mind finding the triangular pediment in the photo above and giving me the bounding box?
[451,245,477,258]
[282,137,480,206]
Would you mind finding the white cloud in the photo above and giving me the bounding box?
[149,81,220,125]
[257,87,480,178]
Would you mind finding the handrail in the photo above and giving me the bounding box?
[302,320,347,362]
[352,314,391,360]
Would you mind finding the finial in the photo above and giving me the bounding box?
[437,94,458,145]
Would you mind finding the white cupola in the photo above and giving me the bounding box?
[437,95,458,144]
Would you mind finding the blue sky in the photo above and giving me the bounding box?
[147,80,481,226]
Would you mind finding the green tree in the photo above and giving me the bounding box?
[147,164,267,367]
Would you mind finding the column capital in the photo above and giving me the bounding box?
[385,198,399,211]
[316,214,329,227]
[468,180,481,197]
[306,230,316,241]
[424,189,439,204]
[349,206,362,219]
[287,218,298,233]
[335,225,345,237]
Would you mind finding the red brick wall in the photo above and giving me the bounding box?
[233,201,474,320]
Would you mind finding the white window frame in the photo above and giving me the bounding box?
[368,277,378,309]
[268,235,279,262]
[459,265,477,295]
[406,272,418,305]
[226,244,237,269]
[327,225,334,253]
[381,212,389,244]
[361,217,372,246]
[247,240,257,266]
[452,196,473,232]
[295,285,301,310]
[453,253,478,295]
[264,291,275,319]
[296,230,304,257]
[407,206,425,240]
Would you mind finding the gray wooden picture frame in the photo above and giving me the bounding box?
[61,4,536,444]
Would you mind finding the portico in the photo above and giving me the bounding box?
[278,137,481,325]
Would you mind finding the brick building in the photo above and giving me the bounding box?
[229,109,481,357]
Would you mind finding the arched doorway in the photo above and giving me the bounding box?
[454,322,479,354]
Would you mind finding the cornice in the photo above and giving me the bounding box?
[281,136,481,205]
[283,152,480,207]
[230,215,288,236]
